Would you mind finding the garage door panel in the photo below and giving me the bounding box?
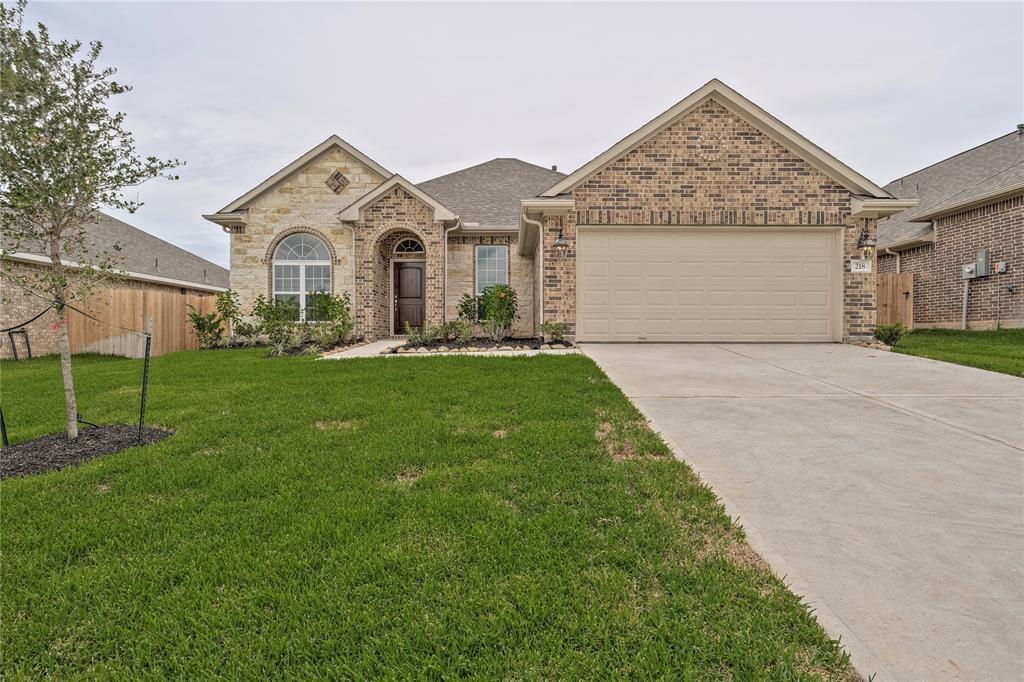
[577,228,838,342]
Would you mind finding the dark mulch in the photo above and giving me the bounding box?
[0,424,172,480]
[397,337,574,351]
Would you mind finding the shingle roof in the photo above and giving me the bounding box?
[878,130,1024,249]
[3,212,229,289]
[417,159,566,227]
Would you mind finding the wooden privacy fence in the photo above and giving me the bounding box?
[68,286,217,358]
[877,272,914,328]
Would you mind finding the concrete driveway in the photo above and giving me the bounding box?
[583,343,1023,681]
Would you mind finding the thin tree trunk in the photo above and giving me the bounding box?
[55,302,79,439]
[49,231,79,439]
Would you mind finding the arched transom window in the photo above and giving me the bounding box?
[394,238,424,255]
[272,233,331,320]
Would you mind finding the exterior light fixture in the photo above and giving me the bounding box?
[554,227,569,261]
[857,223,876,260]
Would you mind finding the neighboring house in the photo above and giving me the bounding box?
[205,79,912,343]
[1,212,228,358]
[877,129,1024,329]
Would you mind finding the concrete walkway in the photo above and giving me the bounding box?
[582,343,1024,681]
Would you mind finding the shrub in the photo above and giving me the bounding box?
[233,321,263,347]
[253,295,302,356]
[452,320,474,344]
[874,323,905,346]
[215,289,242,340]
[306,292,354,351]
[404,321,438,347]
[186,307,224,349]
[478,285,518,343]
[539,321,567,344]
[457,293,479,322]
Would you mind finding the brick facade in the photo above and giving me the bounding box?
[355,187,446,338]
[541,98,877,340]
[878,194,1023,328]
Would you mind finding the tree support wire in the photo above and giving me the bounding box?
[138,317,153,444]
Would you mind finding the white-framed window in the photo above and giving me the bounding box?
[475,244,508,295]
[272,233,332,320]
[394,238,424,255]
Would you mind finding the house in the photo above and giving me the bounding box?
[877,128,1023,329]
[1,212,229,358]
[204,79,913,343]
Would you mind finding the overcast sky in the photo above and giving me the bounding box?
[29,1,1023,268]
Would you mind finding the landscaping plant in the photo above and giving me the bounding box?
[478,284,518,343]
[252,295,302,356]
[185,307,225,349]
[456,293,479,322]
[0,0,181,438]
[539,321,567,344]
[215,289,243,342]
[306,292,354,351]
[873,322,905,347]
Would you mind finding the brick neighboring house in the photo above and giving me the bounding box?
[1,212,228,358]
[877,129,1023,329]
[205,79,913,343]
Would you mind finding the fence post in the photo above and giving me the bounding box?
[138,317,153,444]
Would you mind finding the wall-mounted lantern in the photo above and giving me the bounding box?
[553,227,570,262]
[857,223,876,260]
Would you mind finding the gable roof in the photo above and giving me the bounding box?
[2,212,228,290]
[337,175,456,222]
[215,135,391,214]
[417,159,566,228]
[541,78,892,200]
[878,130,1024,249]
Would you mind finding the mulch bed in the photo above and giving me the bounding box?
[390,338,574,353]
[0,424,172,480]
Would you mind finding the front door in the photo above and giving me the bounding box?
[394,261,425,334]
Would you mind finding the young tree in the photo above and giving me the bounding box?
[0,0,181,438]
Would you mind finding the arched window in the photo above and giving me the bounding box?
[394,238,424,255]
[272,233,331,320]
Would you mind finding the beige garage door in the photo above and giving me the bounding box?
[577,227,840,342]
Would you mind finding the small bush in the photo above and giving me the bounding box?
[187,307,224,349]
[404,322,438,347]
[457,293,479,322]
[215,290,242,340]
[478,285,518,343]
[452,320,474,344]
[874,323,905,346]
[539,321,567,344]
[306,292,354,351]
[253,295,302,356]
[233,321,263,347]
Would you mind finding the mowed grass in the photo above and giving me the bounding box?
[1,351,853,679]
[895,328,1024,376]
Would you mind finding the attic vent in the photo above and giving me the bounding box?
[325,170,350,194]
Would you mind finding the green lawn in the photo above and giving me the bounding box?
[1,351,852,679]
[895,328,1024,377]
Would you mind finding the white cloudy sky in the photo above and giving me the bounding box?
[28,1,1023,268]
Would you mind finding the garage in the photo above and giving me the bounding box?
[576,227,841,342]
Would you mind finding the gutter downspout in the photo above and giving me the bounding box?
[522,212,545,327]
[442,218,463,324]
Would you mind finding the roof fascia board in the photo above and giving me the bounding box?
[879,231,936,252]
[3,252,227,292]
[910,183,1024,222]
[216,135,392,214]
[541,79,891,199]
[850,197,919,218]
[337,175,456,222]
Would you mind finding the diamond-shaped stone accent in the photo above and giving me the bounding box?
[325,170,350,194]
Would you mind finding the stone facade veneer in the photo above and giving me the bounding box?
[541,98,877,341]
[446,234,534,337]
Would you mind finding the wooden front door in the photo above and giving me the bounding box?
[394,261,426,333]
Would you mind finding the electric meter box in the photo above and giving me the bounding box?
[976,249,991,277]
[962,263,977,279]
